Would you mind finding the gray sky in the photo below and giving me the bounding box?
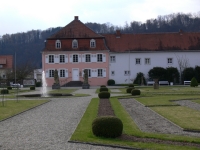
[0,0,200,35]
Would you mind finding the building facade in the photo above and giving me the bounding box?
[42,16,200,86]
[0,55,13,79]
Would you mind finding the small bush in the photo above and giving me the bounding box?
[126,87,135,93]
[100,85,106,88]
[128,84,134,87]
[7,86,12,90]
[92,116,123,138]
[36,82,41,87]
[30,86,35,90]
[99,87,108,92]
[98,91,110,99]
[107,79,115,86]
[1,89,9,94]
[131,89,141,96]
[190,77,198,87]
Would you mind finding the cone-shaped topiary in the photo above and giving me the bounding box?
[126,87,135,93]
[99,87,108,92]
[92,116,123,138]
[131,89,141,95]
[190,77,198,87]
[98,91,110,98]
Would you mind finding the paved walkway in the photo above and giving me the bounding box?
[0,88,124,150]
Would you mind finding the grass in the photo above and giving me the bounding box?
[70,97,200,149]
[48,89,77,94]
[0,100,49,121]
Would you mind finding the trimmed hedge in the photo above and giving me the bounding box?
[7,86,12,90]
[1,89,9,94]
[30,86,35,90]
[100,85,106,88]
[131,89,141,96]
[92,116,123,138]
[98,91,110,99]
[126,87,135,93]
[107,79,115,86]
[128,84,134,87]
[99,87,108,92]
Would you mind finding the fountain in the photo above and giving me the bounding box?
[41,71,48,97]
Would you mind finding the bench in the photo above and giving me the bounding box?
[147,81,155,85]
[159,81,169,85]
[184,81,191,85]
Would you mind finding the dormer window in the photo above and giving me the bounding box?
[55,40,61,49]
[90,39,96,48]
[72,39,78,49]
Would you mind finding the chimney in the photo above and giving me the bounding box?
[116,30,121,38]
[74,16,79,20]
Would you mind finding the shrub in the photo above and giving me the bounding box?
[36,82,41,87]
[131,89,141,96]
[166,67,179,83]
[98,91,110,99]
[107,79,115,86]
[133,72,147,85]
[128,84,134,87]
[92,116,123,138]
[1,89,9,94]
[99,87,108,92]
[100,85,106,88]
[183,67,195,81]
[30,86,35,90]
[7,86,12,90]
[148,67,167,80]
[126,87,135,93]
[190,77,198,87]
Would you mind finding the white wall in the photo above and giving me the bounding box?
[109,51,200,84]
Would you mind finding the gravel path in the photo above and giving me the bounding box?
[0,89,124,150]
[119,98,200,137]
[174,100,200,111]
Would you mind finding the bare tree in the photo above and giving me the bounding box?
[175,54,190,84]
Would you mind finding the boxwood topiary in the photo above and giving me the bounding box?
[1,89,9,94]
[99,87,108,92]
[98,91,110,99]
[131,89,141,96]
[7,86,12,90]
[107,79,115,86]
[126,87,135,93]
[190,77,198,87]
[30,86,35,90]
[92,116,123,138]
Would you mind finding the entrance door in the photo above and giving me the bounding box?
[72,69,79,81]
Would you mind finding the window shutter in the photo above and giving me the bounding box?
[78,54,81,62]
[65,69,68,77]
[91,54,96,62]
[70,54,72,62]
[103,54,106,62]
[45,70,49,78]
[55,55,59,63]
[65,55,68,63]
[45,55,48,63]
[103,69,106,77]
[92,69,97,77]
[82,54,85,62]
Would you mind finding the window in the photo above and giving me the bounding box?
[73,54,78,62]
[168,58,173,64]
[72,39,78,48]
[110,56,116,62]
[98,69,103,77]
[85,54,91,62]
[49,55,54,63]
[135,58,141,64]
[90,39,96,48]
[60,55,65,63]
[60,69,65,77]
[124,70,130,76]
[145,58,150,65]
[55,40,61,49]
[97,54,103,62]
[111,71,115,76]
[49,70,54,77]
[84,69,91,77]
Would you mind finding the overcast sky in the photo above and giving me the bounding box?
[0,0,200,36]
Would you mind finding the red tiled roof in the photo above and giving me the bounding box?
[103,31,200,52]
[49,16,103,39]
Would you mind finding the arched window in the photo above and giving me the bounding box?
[90,39,96,48]
[55,40,61,49]
[72,39,78,48]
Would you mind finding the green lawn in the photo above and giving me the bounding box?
[0,100,49,121]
